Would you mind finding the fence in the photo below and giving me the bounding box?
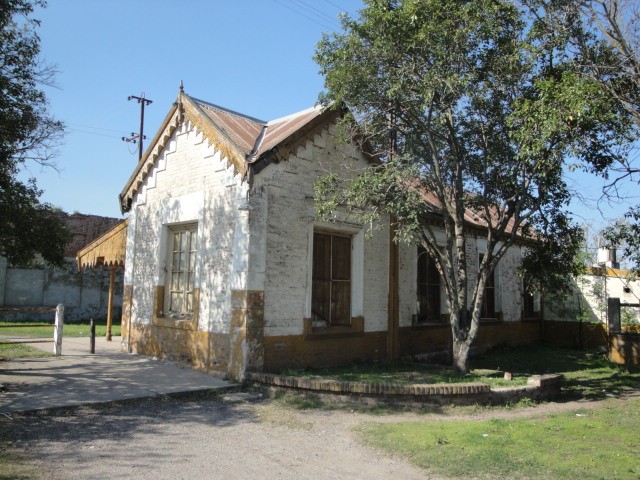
[0,304,65,355]
[0,258,122,323]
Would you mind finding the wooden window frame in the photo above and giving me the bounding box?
[311,230,352,327]
[479,254,497,320]
[416,246,444,324]
[158,223,198,322]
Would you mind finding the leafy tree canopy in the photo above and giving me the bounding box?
[0,0,69,266]
[527,0,640,270]
[314,0,631,371]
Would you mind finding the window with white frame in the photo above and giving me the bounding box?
[311,231,352,326]
[165,224,197,318]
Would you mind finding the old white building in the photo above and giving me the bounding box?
[117,89,541,381]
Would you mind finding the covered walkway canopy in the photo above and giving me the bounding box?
[76,219,127,340]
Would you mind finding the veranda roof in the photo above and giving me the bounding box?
[76,219,127,269]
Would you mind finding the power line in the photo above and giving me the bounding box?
[69,124,124,135]
[67,128,121,139]
[292,0,342,27]
[323,0,349,12]
[270,0,338,31]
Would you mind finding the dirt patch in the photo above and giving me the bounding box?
[0,394,428,480]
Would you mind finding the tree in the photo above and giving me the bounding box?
[528,0,640,269]
[314,0,628,372]
[0,0,69,266]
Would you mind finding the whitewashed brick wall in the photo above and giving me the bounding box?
[253,124,392,336]
[398,237,528,325]
[123,116,535,343]
[125,121,245,334]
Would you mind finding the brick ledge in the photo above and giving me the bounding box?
[248,372,564,405]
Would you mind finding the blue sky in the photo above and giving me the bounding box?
[29,0,362,219]
[26,0,636,232]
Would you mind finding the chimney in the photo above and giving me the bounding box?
[596,247,619,269]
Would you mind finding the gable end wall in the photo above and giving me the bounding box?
[123,120,247,373]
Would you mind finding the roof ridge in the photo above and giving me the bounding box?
[267,105,322,125]
[191,97,267,125]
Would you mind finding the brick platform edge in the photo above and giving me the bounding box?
[247,372,564,406]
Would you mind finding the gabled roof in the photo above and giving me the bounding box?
[192,98,325,159]
[119,90,339,213]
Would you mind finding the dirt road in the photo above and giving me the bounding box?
[2,393,431,480]
[5,391,635,480]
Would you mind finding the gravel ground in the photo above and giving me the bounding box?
[1,392,432,480]
[4,390,637,480]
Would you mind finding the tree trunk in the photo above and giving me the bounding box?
[452,335,471,374]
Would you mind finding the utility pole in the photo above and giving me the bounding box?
[122,93,153,161]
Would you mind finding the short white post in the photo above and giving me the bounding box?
[53,304,64,356]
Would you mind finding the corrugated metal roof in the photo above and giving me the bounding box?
[192,97,324,160]
[415,187,521,236]
[258,106,324,156]
[193,98,266,156]
[77,220,128,269]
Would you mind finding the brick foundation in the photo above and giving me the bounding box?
[399,320,542,362]
[263,320,541,373]
[229,290,265,381]
[263,331,388,372]
[129,323,229,373]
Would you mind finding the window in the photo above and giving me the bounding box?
[417,246,441,323]
[312,231,351,326]
[522,278,538,319]
[479,254,496,319]
[164,225,197,318]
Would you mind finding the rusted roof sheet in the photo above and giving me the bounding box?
[192,98,325,159]
[416,188,522,238]
[258,106,325,156]
[193,98,266,156]
[76,220,127,269]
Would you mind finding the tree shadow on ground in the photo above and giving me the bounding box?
[0,393,259,455]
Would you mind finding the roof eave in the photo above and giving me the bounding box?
[118,93,251,214]
[119,102,180,213]
[250,107,343,175]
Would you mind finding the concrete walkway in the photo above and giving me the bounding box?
[0,336,235,414]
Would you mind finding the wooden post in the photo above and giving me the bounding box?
[106,265,115,341]
[53,304,64,356]
[90,318,96,354]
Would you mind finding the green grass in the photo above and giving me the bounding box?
[0,343,53,360]
[0,319,120,338]
[0,447,39,480]
[282,346,640,399]
[283,362,527,388]
[472,345,640,400]
[358,398,640,480]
